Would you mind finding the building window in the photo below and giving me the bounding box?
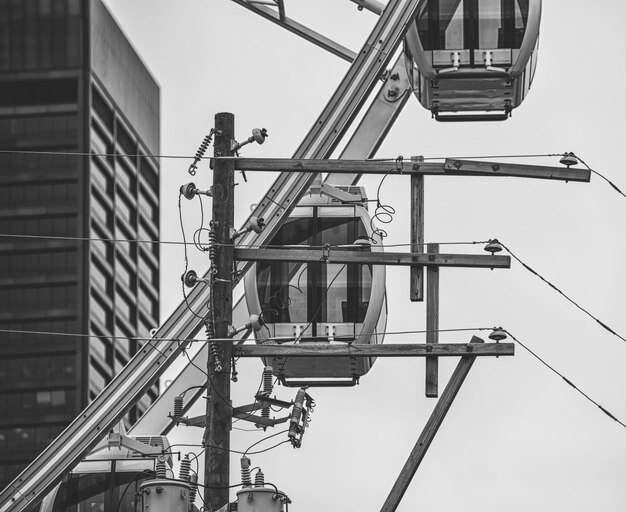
[91,159,113,196]
[138,282,158,323]
[90,222,113,265]
[138,187,158,225]
[90,293,113,333]
[0,114,78,148]
[115,156,137,196]
[91,189,113,231]
[0,283,77,313]
[92,87,114,132]
[115,259,136,294]
[0,78,78,107]
[116,122,137,158]
[139,156,158,192]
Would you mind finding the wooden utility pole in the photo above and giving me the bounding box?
[204,112,235,510]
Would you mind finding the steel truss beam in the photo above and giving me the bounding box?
[128,53,414,436]
[230,0,356,61]
[0,3,424,510]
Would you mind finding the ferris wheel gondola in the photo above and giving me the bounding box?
[244,185,387,387]
[405,0,542,121]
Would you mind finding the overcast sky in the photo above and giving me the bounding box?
[103,1,626,511]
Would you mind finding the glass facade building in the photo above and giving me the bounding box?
[0,0,160,487]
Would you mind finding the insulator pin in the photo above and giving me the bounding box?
[489,327,508,342]
[173,395,184,419]
[155,455,167,478]
[179,454,191,481]
[254,469,265,488]
[240,456,252,487]
[261,366,273,419]
[188,474,198,505]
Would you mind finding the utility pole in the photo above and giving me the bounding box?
[204,112,235,510]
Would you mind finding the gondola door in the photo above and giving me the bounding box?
[256,205,372,343]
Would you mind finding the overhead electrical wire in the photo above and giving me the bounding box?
[168,438,290,457]
[506,330,626,430]
[178,192,207,320]
[0,148,562,161]
[0,326,495,343]
[501,241,626,344]
[571,153,626,201]
[421,152,563,160]
[3,147,625,202]
[0,148,578,165]
[243,429,290,455]
[0,231,493,249]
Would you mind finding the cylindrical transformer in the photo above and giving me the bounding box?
[140,479,191,512]
[236,487,283,512]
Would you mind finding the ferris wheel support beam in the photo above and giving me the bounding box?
[0,3,424,510]
[131,9,416,440]
[350,0,385,15]
[230,0,357,62]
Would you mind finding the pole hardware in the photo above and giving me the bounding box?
[229,314,265,337]
[559,151,579,167]
[188,129,215,176]
[488,327,508,342]
[231,127,269,153]
[230,216,266,241]
[484,239,504,254]
[180,182,213,200]
[232,385,315,438]
[181,270,210,288]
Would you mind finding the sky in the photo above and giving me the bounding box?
[102,1,626,511]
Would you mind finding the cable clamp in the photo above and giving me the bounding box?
[395,155,404,173]
[322,243,331,263]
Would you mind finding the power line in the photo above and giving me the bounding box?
[0,232,188,247]
[501,241,626,344]
[506,330,626,430]
[422,152,562,160]
[243,429,289,455]
[0,148,198,160]
[0,326,493,344]
[572,153,626,201]
[178,191,209,320]
[0,147,565,162]
[0,231,491,249]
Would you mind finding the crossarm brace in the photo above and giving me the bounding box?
[216,157,591,182]
[233,343,514,358]
[380,336,483,512]
[234,249,511,268]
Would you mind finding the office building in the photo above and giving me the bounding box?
[0,0,160,487]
